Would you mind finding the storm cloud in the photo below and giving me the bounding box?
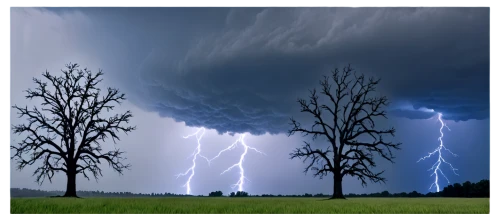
[130,7,489,135]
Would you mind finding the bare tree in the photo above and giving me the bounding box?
[11,63,135,197]
[288,65,401,199]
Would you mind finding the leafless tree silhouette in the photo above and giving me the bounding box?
[289,65,401,199]
[11,63,135,197]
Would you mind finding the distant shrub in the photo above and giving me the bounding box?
[209,191,223,197]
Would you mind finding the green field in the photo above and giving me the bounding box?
[11,197,489,213]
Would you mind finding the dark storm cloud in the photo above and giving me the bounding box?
[133,7,489,135]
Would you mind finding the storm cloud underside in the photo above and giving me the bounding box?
[131,8,489,135]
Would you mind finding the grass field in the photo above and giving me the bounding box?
[11,197,489,213]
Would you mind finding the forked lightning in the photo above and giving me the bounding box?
[417,113,459,192]
[175,128,210,195]
[209,134,265,191]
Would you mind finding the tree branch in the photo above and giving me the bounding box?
[290,141,334,179]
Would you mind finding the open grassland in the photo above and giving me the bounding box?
[11,197,489,213]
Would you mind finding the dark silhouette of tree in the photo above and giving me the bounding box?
[474,179,489,197]
[209,191,223,197]
[462,181,472,197]
[228,191,249,197]
[10,63,136,197]
[453,183,464,197]
[408,191,422,197]
[288,65,402,199]
[443,179,489,198]
[235,191,249,197]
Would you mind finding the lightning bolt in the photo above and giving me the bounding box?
[208,134,265,192]
[417,112,459,192]
[175,128,210,195]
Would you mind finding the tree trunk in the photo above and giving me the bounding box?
[63,169,78,197]
[331,171,346,199]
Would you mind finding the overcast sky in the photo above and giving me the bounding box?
[10,7,489,196]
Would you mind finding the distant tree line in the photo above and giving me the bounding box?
[229,191,249,197]
[345,178,488,198]
[11,179,488,198]
[11,188,196,198]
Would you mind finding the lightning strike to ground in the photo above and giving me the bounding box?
[417,112,459,192]
[208,134,265,192]
[175,128,210,195]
